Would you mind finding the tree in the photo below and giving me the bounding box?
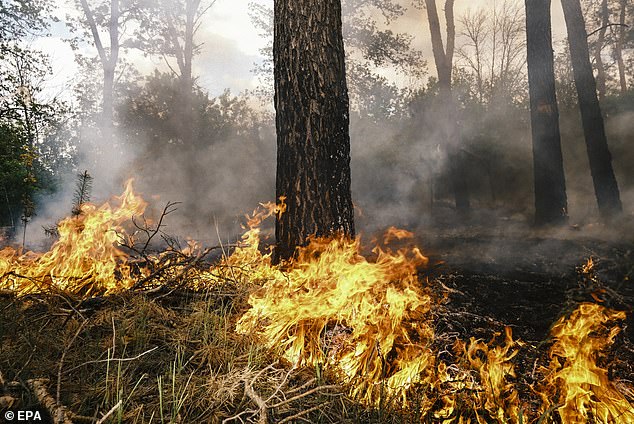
[248,0,424,114]
[615,0,629,93]
[76,0,120,143]
[457,1,527,105]
[274,0,355,261]
[561,0,622,218]
[422,0,470,214]
[134,0,216,147]
[0,0,50,43]
[525,0,568,225]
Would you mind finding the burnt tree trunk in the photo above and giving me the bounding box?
[561,0,623,218]
[525,0,568,225]
[274,0,355,261]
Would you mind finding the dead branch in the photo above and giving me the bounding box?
[96,400,122,424]
[277,402,332,424]
[270,385,340,409]
[588,23,630,37]
[26,379,73,424]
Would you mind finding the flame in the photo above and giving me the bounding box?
[1,182,633,421]
[538,303,634,423]
[0,179,146,295]
[235,232,435,406]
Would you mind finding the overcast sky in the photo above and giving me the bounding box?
[33,0,568,102]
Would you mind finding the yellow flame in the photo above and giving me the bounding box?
[0,179,146,295]
[539,303,634,423]
[1,182,633,421]
[235,233,435,406]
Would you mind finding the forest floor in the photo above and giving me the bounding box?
[0,221,633,423]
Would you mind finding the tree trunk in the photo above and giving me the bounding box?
[180,0,198,147]
[561,0,622,218]
[594,0,608,101]
[79,0,119,144]
[615,0,628,93]
[424,0,470,214]
[274,0,355,262]
[525,0,568,225]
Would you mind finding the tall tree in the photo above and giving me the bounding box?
[561,0,622,218]
[615,0,628,93]
[423,0,470,214]
[594,0,609,101]
[135,0,215,146]
[274,0,354,261]
[525,0,568,225]
[77,0,121,143]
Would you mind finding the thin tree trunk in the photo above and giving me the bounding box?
[525,0,568,225]
[181,0,198,147]
[615,0,628,93]
[79,0,119,143]
[594,0,608,101]
[424,0,470,214]
[274,0,354,262]
[561,0,622,218]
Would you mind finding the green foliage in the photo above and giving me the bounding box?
[0,0,52,42]
[118,71,261,150]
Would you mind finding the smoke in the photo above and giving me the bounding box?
[20,0,634,252]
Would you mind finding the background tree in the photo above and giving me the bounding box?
[421,0,470,214]
[525,0,568,225]
[561,0,622,218]
[69,0,145,145]
[134,0,216,147]
[274,0,355,261]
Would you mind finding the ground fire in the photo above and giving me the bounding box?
[0,182,632,422]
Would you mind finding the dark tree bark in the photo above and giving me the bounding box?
[424,0,470,214]
[525,0,568,225]
[561,0,622,218]
[274,0,355,261]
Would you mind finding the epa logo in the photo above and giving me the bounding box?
[4,410,42,421]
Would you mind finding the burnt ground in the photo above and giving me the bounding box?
[415,225,634,390]
[423,231,634,340]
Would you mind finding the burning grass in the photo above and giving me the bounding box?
[0,181,633,423]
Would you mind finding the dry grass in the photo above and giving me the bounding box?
[0,283,419,423]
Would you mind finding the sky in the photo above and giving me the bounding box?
[33,0,568,103]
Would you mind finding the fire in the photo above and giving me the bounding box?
[539,303,634,423]
[235,231,435,406]
[0,179,146,295]
[1,181,633,421]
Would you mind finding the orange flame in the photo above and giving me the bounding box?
[539,303,634,422]
[1,182,633,421]
[0,180,146,295]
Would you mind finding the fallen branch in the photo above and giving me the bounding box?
[26,379,73,424]
[96,400,122,424]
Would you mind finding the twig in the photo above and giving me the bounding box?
[63,346,159,375]
[96,399,122,424]
[271,385,339,409]
[277,402,332,424]
[588,23,630,37]
[57,320,87,406]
